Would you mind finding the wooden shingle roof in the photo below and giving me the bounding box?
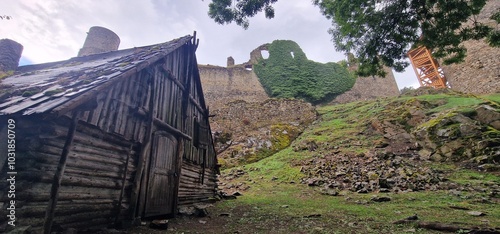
[0,35,193,116]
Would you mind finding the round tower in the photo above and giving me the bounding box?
[0,39,23,72]
[227,56,235,67]
[77,26,120,57]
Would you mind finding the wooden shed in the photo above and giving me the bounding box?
[0,33,218,233]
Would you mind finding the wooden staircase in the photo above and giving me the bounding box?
[407,46,448,88]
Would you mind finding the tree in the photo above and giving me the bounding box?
[208,0,499,77]
[0,15,12,20]
[208,0,277,29]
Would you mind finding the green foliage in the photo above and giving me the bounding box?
[487,9,500,47]
[313,0,497,75]
[254,40,355,104]
[208,0,277,29]
[208,0,498,77]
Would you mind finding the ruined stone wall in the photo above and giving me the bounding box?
[330,67,401,104]
[441,0,500,94]
[210,99,317,168]
[199,64,268,110]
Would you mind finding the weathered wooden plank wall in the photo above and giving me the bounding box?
[81,72,150,142]
[178,162,217,207]
[176,42,218,208]
[0,39,218,232]
[0,117,138,232]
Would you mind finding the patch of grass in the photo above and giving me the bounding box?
[209,92,500,234]
[448,168,500,185]
[482,94,500,104]
[212,182,500,233]
[244,148,306,183]
[428,97,485,113]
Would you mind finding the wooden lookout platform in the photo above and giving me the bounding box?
[407,46,448,88]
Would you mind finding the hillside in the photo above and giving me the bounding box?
[145,88,500,234]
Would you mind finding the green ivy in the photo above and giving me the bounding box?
[254,40,356,104]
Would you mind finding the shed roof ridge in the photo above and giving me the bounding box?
[0,34,194,115]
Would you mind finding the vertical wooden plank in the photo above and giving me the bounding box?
[159,69,167,122]
[172,137,184,217]
[105,79,124,132]
[97,86,114,129]
[129,70,156,221]
[82,110,90,122]
[90,92,105,126]
[154,70,161,119]
[114,143,134,225]
[124,76,138,139]
[43,112,79,234]
[167,78,175,125]
[115,75,132,134]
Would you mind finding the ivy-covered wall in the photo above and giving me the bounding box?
[254,40,356,104]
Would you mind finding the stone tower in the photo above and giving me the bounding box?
[0,39,23,73]
[77,26,120,57]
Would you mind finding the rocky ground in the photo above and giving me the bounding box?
[218,88,500,201]
[211,98,317,168]
[83,89,500,233]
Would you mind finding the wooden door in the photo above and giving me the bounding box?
[144,131,178,217]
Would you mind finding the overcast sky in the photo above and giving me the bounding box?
[1,0,420,89]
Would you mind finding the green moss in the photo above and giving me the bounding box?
[484,127,500,138]
[416,110,457,132]
[0,70,14,79]
[44,89,65,96]
[254,40,356,104]
[118,62,131,67]
[82,79,93,84]
[21,90,37,97]
[210,92,500,233]
[270,124,300,151]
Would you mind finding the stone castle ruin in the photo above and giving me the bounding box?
[199,0,499,105]
[198,60,268,111]
[198,42,401,168]
[440,0,499,94]
[198,43,401,110]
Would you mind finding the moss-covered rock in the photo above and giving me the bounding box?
[212,98,317,169]
[414,109,500,164]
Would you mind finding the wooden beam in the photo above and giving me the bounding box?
[43,111,79,234]
[189,94,206,116]
[153,117,192,141]
[161,65,186,91]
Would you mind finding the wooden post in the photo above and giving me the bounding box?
[129,70,156,221]
[172,138,184,217]
[114,143,134,226]
[43,111,79,234]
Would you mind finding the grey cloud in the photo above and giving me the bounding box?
[2,0,419,89]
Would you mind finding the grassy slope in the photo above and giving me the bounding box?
[170,92,500,234]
